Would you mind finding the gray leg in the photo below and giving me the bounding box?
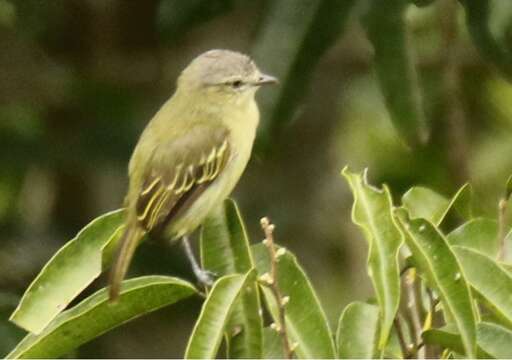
[181,236,215,286]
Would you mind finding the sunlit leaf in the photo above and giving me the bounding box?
[447,218,499,258]
[477,322,512,359]
[423,322,512,358]
[10,209,125,334]
[336,302,379,359]
[7,276,197,359]
[396,211,477,357]
[342,168,402,349]
[200,199,262,358]
[402,184,472,226]
[422,324,490,358]
[252,244,336,359]
[184,270,256,359]
[453,246,512,327]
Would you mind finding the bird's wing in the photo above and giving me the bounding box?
[109,122,231,301]
[134,123,231,234]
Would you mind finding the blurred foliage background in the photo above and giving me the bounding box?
[1,0,512,357]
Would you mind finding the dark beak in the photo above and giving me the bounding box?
[255,73,278,86]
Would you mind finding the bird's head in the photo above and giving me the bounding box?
[177,49,277,105]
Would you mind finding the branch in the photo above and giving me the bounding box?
[259,217,295,359]
[404,269,424,359]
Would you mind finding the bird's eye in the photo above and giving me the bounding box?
[231,80,243,88]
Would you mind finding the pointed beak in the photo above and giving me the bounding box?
[255,73,278,86]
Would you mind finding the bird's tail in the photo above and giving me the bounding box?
[109,223,144,302]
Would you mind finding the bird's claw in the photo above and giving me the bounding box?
[195,269,217,286]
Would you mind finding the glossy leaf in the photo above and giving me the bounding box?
[200,199,262,358]
[453,246,512,327]
[342,168,402,349]
[447,218,499,258]
[252,244,336,359]
[396,212,477,357]
[402,184,472,226]
[7,276,197,359]
[184,270,256,359]
[336,302,379,359]
[10,209,125,334]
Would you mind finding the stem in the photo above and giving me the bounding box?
[260,217,294,359]
[394,317,411,359]
[404,269,424,359]
[425,288,442,359]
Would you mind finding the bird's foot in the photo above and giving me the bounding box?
[194,268,217,287]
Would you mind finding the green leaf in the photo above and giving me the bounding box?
[362,0,428,147]
[402,187,449,224]
[396,212,477,357]
[423,322,512,359]
[452,246,512,327]
[200,199,262,358]
[262,327,285,359]
[252,244,336,359]
[10,209,125,334]
[336,302,379,359]
[201,199,254,274]
[422,324,490,358]
[7,276,197,359]
[342,168,403,349]
[447,218,499,258]
[184,270,256,359]
[402,184,472,226]
[477,322,512,359]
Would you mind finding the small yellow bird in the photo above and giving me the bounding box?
[109,49,277,300]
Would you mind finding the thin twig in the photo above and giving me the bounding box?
[404,269,424,359]
[394,317,412,359]
[425,288,442,359]
[260,217,294,359]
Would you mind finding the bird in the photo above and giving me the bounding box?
[109,49,277,301]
